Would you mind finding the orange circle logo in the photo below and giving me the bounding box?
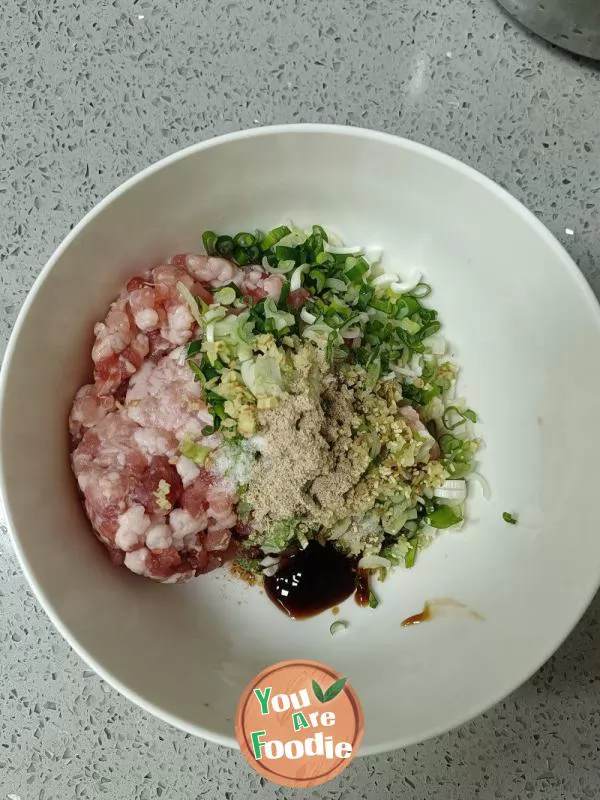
[236,660,364,788]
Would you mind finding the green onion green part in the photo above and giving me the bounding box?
[202,230,218,255]
[428,505,463,529]
[233,232,256,248]
[404,541,417,569]
[215,236,235,258]
[260,225,291,250]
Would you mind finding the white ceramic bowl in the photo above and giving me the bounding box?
[2,125,600,755]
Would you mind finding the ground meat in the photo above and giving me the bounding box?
[130,456,183,514]
[72,382,238,582]
[68,254,253,582]
[125,353,212,441]
[69,384,116,444]
[287,288,311,309]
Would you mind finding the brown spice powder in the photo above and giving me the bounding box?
[245,387,329,526]
[246,367,374,532]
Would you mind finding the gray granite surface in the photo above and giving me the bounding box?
[1,0,600,797]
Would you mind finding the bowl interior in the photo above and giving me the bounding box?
[3,126,600,754]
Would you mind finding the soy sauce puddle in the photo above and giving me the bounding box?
[263,542,485,625]
[401,598,483,627]
[264,541,358,619]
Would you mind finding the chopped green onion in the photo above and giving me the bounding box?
[369,297,392,313]
[179,438,211,465]
[202,230,218,255]
[260,225,291,250]
[312,224,329,243]
[399,318,421,335]
[428,505,463,529]
[264,298,295,332]
[176,282,204,326]
[325,329,340,364]
[188,361,204,383]
[399,295,420,317]
[186,339,203,358]
[368,590,379,609]
[419,321,442,339]
[233,247,250,266]
[315,252,335,268]
[404,541,417,568]
[278,281,290,308]
[327,296,350,316]
[276,229,308,248]
[193,224,478,496]
[344,256,369,282]
[339,313,367,334]
[245,244,262,264]
[310,269,326,293]
[271,259,295,274]
[329,621,348,636]
[356,284,374,310]
[324,278,347,293]
[213,287,237,306]
[275,245,299,262]
[290,263,309,291]
[234,232,256,248]
[203,306,227,323]
[503,512,517,525]
[442,406,478,431]
[215,236,235,258]
[365,356,381,392]
[412,282,432,298]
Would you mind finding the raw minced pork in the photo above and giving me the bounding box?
[69,254,282,582]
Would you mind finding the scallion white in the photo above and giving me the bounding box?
[290,264,309,291]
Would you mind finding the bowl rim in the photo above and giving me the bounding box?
[2,122,600,756]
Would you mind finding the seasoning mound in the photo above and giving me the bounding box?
[246,385,328,526]
[242,343,448,560]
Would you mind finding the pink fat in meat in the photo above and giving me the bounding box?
[127,264,197,347]
[92,297,150,396]
[205,484,238,532]
[69,384,117,445]
[238,268,285,302]
[181,254,242,287]
[125,353,212,440]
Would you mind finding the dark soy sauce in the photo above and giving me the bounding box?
[354,569,371,607]
[401,602,432,627]
[264,542,357,619]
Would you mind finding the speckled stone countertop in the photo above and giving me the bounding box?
[1,0,600,797]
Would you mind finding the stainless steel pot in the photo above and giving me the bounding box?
[497,0,600,59]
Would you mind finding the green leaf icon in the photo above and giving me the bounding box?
[312,679,325,703]
[312,677,348,703]
[323,677,347,702]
